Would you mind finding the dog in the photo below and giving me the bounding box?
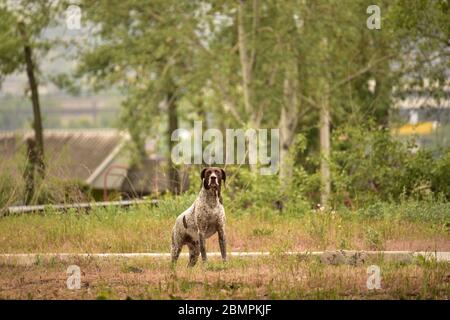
[171,167,227,267]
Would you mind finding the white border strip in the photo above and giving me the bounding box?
[0,251,448,265]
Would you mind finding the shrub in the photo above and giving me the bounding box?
[431,149,450,200]
[357,199,450,224]
[330,123,450,206]
[0,155,93,210]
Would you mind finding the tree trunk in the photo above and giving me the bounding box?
[19,24,45,178]
[167,92,180,194]
[237,0,262,174]
[279,66,299,188]
[237,0,253,115]
[319,88,331,206]
[23,137,37,204]
[318,35,331,207]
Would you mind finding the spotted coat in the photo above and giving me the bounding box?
[171,168,227,267]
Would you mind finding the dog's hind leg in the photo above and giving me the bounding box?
[187,242,200,267]
[171,245,182,264]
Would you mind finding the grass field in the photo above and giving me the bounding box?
[0,256,449,299]
[0,195,449,299]
[0,196,449,253]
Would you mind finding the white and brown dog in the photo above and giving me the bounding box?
[171,167,227,267]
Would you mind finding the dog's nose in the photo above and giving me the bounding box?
[211,176,217,181]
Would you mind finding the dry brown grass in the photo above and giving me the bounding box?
[0,256,448,299]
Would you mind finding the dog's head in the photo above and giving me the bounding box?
[201,167,226,191]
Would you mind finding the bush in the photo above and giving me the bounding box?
[0,170,23,213]
[178,125,450,215]
[357,199,450,224]
[330,123,450,206]
[431,150,450,199]
[222,166,281,213]
[0,153,93,210]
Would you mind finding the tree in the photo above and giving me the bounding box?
[77,0,204,193]
[300,0,449,205]
[72,0,448,202]
[0,0,63,202]
[202,0,398,201]
[388,0,449,92]
[198,1,303,178]
[288,0,401,205]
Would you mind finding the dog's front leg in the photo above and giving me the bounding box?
[198,232,207,262]
[218,226,227,262]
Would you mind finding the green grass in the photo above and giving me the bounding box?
[0,194,449,300]
[0,194,448,254]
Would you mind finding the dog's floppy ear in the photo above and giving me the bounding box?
[220,168,226,184]
[201,167,208,180]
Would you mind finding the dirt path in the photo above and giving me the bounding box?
[0,252,449,299]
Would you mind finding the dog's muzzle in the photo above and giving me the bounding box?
[209,175,218,188]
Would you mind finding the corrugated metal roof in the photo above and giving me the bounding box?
[0,129,129,182]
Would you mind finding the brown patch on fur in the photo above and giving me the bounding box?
[183,233,193,244]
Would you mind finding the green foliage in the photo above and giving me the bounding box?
[155,193,197,218]
[0,1,64,84]
[0,154,93,209]
[330,123,450,206]
[0,169,23,212]
[251,227,274,237]
[0,0,449,215]
[364,226,384,250]
[170,124,450,215]
[77,0,203,155]
[431,150,450,198]
[358,200,450,224]
[223,166,281,212]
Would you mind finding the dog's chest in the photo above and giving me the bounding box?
[194,201,224,232]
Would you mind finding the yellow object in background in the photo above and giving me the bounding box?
[393,122,436,136]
